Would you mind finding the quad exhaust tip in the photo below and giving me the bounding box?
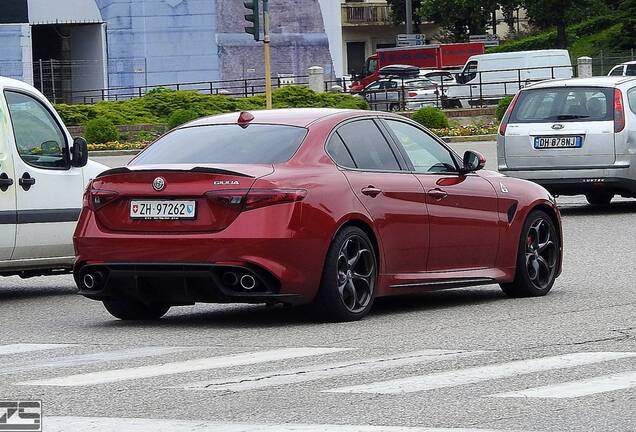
[240,274,257,290]
[82,272,103,290]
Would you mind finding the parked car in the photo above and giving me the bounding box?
[420,69,456,86]
[497,76,636,205]
[362,78,441,111]
[447,49,573,108]
[607,61,636,77]
[0,76,107,278]
[74,108,562,322]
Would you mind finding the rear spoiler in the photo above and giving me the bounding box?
[96,166,255,179]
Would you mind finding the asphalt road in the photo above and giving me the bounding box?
[1,142,634,432]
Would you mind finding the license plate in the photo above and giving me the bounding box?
[130,200,196,220]
[534,136,583,149]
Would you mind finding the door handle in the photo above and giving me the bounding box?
[428,188,448,201]
[19,172,36,191]
[0,173,13,192]
[361,186,382,197]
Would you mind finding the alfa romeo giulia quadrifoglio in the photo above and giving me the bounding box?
[74,108,563,321]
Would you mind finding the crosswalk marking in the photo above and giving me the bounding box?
[490,370,636,399]
[0,346,192,375]
[0,343,73,356]
[45,417,524,432]
[18,347,349,387]
[175,349,486,392]
[325,352,636,394]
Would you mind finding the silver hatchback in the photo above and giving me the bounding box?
[497,77,636,205]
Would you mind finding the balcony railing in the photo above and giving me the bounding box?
[342,4,393,26]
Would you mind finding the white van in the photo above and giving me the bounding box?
[0,77,107,278]
[446,50,573,108]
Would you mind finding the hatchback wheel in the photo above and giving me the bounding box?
[313,227,377,322]
[585,191,613,206]
[103,298,170,320]
[500,210,560,298]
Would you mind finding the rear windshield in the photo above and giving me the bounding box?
[131,124,307,165]
[510,87,614,123]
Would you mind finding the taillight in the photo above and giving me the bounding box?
[407,92,418,98]
[206,188,306,212]
[614,88,625,133]
[88,189,119,211]
[499,92,521,136]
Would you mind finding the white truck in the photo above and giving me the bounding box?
[0,77,107,278]
[446,49,573,108]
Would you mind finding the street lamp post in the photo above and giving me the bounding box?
[405,0,413,35]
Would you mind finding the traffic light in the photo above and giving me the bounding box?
[244,0,260,41]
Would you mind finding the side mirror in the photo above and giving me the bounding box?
[461,150,486,174]
[71,137,89,168]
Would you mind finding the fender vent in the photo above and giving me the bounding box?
[507,202,518,223]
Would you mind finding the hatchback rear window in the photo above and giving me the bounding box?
[510,87,614,123]
[131,124,307,165]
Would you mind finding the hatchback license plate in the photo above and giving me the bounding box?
[130,200,196,220]
[534,136,583,149]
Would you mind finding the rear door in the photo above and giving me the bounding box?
[330,118,430,275]
[504,86,616,169]
[0,91,17,260]
[4,89,84,260]
[382,119,500,271]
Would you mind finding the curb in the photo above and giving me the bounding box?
[89,149,142,156]
[442,134,497,143]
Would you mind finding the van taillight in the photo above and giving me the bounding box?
[498,92,521,136]
[206,189,306,212]
[614,88,625,133]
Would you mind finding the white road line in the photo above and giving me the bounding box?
[325,352,636,394]
[0,343,73,356]
[0,346,192,375]
[490,370,636,399]
[174,349,486,392]
[18,347,349,387]
[45,417,524,432]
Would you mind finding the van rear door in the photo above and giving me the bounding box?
[503,86,616,169]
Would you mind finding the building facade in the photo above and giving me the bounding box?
[0,0,342,102]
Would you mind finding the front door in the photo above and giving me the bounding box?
[328,119,429,275]
[0,94,16,261]
[382,118,500,272]
[4,89,83,260]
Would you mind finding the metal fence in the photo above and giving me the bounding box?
[592,49,636,76]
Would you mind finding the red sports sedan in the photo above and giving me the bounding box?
[74,108,562,321]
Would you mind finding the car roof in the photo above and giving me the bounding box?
[616,61,636,66]
[186,108,366,128]
[526,76,636,89]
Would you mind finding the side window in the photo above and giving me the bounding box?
[326,133,356,168]
[626,64,636,76]
[336,120,401,171]
[609,66,625,76]
[464,61,478,82]
[5,91,68,169]
[384,120,457,173]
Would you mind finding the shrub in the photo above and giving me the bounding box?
[85,117,119,144]
[496,96,514,121]
[412,107,449,129]
[167,109,199,129]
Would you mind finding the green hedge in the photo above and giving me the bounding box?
[496,96,514,121]
[56,86,369,127]
[411,107,449,129]
[85,117,119,144]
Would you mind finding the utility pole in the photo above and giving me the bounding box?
[263,0,272,109]
[405,0,413,35]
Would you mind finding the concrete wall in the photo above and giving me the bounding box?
[69,24,107,101]
[0,24,31,82]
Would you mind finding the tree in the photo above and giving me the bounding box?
[385,0,424,29]
[499,0,521,34]
[417,0,499,42]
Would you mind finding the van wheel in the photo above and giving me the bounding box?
[500,210,560,298]
[311,227,377,322]
[585,191,613,206]
[103,298,170,320]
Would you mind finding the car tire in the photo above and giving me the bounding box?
[585,191,613,206]
[103,298,170,320]
[500,210,560,298]
[312,226,377,322]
